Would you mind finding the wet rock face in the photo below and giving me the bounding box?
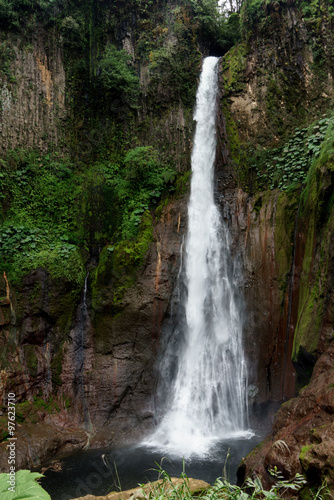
[0,195,188,468]
[238,340,334,491]
[223,4,334,148]
[86,196,188,445]
[233,191,299,406]
[0,423,88,472]
[215,146,299,423]
[216,0,334,424]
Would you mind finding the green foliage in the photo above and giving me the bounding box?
[0,142,175,283]
[148,42,201,108]
[240,0,266,33]
[99,44,140,109]
[92,211,153,312]
[0,226,85,284]
[136,464,308,500]
[187,0,241,52]
[240,0,334,39]
[0,149,86,283]
[103,146,176,239]
[0,0,57,31]
[249,115,334,191]
[174,170,191,196]
[300,0,334,23]
[0,470,50,500]
[0,41,16,83]
[59,15,86,49]
[223,42,247,93]
[240,0,290,36]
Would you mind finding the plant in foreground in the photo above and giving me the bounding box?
[0,470,50,500]
[134,463,331,500]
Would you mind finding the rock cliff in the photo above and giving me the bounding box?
[219,0,334,490]
[0,1,334,494]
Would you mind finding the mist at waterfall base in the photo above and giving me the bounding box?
[41,57,264,500]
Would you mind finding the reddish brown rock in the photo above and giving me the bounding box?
[238,341,334,490]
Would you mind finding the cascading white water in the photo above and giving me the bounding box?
[147,57,251,457]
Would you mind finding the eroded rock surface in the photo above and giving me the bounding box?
[238,340,334,490]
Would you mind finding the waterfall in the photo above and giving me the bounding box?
[73,272,93,431]
[147,57,251,457]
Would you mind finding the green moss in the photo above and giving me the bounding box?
[32,396,60,413]
[221,101,250,190]
[293,127,334,361]
[274,192,298,300]
[223,43,247,94]
[51,287,81,336]
[299,444,315,466]
[92,211,153,313]
[280,397,297,409]
[0,397,63,437]
[253,194,263,213]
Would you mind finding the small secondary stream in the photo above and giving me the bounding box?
[145,56,252,457]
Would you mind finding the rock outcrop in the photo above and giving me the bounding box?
[238,339,334,491]
[69,477,210,500]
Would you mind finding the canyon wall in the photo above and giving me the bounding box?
[0,1,334,491]
[217,1,334,489]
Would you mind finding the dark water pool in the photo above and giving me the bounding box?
[40,435,263,500]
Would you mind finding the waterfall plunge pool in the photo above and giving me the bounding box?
[40,434,264,500]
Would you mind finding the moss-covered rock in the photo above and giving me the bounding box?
[92,210,153,316]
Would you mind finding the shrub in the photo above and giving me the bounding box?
[99,44,139,109]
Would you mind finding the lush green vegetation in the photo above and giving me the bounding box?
[99,44,139,110]
[0,465,327,500]
[104,146,176,239]
[247,115,334,192]
[0,143,177,283]
[240,0,334,37]
[0,149,85,283]
[185,0,242,53]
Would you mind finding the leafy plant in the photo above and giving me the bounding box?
[188,0,241,51]
[134,464,309,500]
[0,149,86,283]
[103,146,176,239]
[249,115,334,191]
[0,470,50,500]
